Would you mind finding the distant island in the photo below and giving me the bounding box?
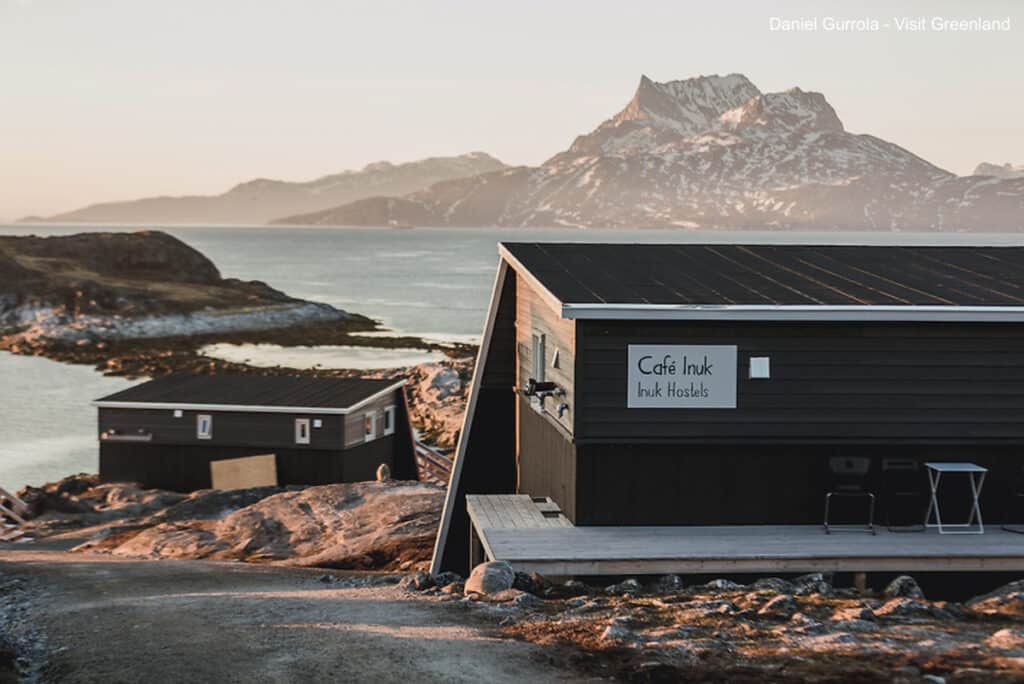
[26,153,506,226]
[0,231,466,378]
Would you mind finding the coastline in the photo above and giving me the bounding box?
[0,315,475,451]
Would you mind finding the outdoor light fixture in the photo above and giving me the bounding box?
[523,378,559,396]
[749,356,771,379]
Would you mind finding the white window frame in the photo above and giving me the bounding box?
[295,418,311,445]
[364,413,377,442]
[383,405,396,436]
[197,414,212,440]
[531,332,546,382]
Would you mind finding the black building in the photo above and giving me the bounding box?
[432,243,1024,573]
[96,374,416,491]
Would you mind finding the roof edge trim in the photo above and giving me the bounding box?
[93,380,407,415]
[562,303,1024,322]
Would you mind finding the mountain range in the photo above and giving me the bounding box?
[31,153,506,225]
[974,163,1024,180]
[276,74,1024,231]
[28,74,1024,230]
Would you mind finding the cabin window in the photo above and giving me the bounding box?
[364,413,377,442]
[197,414,212,440]
[531,332,546,382]
[295,418,311,445]
[383,405,396,436]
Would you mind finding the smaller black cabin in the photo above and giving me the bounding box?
[95,375,416,491]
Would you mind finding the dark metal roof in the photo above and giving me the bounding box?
[96,374,401,411]
[499,243,1024,308]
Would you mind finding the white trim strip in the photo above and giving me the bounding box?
[562,303,1024,322]
[93,380,406,415]
[430,258,509,574]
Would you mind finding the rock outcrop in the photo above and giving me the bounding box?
[0,230,371,348]
[21,476,443,571]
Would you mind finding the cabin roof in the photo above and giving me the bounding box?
[499,243,1024,321]
[95,374,403,414]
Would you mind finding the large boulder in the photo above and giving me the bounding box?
[884,575,924,599]
[464,561,515,596]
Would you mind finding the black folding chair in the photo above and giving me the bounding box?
[882,458,926,532]
[823,456,876,534]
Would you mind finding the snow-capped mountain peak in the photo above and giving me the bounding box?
[612,73,762,135]
[278,73,1024,232]
[719,88,844,135]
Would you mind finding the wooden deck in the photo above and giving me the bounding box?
[466,495,1024,575]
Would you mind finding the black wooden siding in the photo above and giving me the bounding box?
[435,266,518,574]
[573,443,1024,526]
[100,436,399,492]
[99,407,345,450]
[98,388,416,491]
[575,321,1024,443]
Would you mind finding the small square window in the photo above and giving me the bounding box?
[383,406,396,436]
[197,414,212,440]
[173,409,183,418]
[295,418,311,445]
[364,413,377,442]
[531,332,546,382]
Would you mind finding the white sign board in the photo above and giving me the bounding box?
[627,345,737,409]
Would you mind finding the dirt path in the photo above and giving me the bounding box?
[0,544,597,683]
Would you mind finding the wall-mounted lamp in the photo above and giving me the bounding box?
[749,356,771,379]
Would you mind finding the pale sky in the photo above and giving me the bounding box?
[1,0,1021,221]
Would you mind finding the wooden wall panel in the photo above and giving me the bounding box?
[343,390,402,449]
[516,273,576,434]
[517,395,577,521]
[99,408,344,451]
[576,321,1024,443]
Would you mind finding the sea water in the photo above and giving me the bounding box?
[1,224,1022,488]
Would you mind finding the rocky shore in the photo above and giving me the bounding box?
[7,474,1024,681]
[17,474,443,571]
[403,564,1024,682]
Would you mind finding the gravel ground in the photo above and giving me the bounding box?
[0,543,597,683]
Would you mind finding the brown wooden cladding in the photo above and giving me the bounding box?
[343,391,401,449]
[516,273,576,434]
[575,321,1024,443]
[517,395,578,522]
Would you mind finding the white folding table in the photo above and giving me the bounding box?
[924,462,987,534]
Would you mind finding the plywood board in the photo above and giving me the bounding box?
[210,454,277,490]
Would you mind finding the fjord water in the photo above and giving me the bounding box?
[2,224,1023,489]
